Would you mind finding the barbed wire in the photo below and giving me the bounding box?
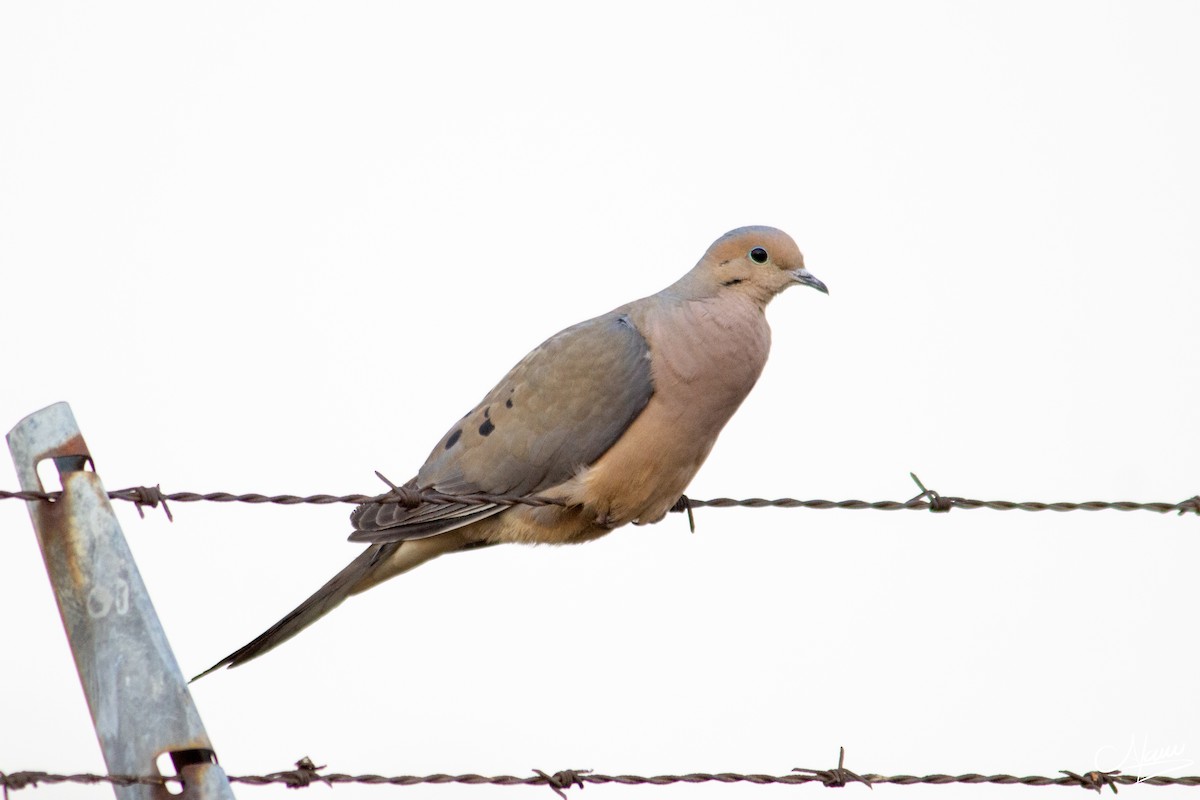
[4,753,1199,796]
[1,473,1197,523]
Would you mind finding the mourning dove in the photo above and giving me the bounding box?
[194,225,827,680]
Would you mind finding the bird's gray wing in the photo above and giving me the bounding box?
[349,310,653,543]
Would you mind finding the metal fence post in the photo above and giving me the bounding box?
[7,402,235,800]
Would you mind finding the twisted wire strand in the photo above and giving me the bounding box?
[2,484,1198,518]
[3,764,1197,795]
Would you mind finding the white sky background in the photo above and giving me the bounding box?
[2,2,1199,799]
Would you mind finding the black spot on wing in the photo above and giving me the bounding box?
[445,429,462,449]
[505,398,513,409]
[479,418,495,436]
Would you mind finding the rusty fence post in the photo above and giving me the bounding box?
[6,402,235,800]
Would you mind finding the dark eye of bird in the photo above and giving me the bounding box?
[749,247,768,263]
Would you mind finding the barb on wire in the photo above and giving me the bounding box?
[670,494,697,532]
[794,746,873,789]
[127,484,173,522]
[907,473,954,513]
[266,757,330,788]
[1179,496,1200,517]
[1060,769,1123,795]
[2,472,1198,521]
[3,757,1199,794]
[533,768,591,799]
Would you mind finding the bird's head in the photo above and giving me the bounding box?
[694,226,828,305]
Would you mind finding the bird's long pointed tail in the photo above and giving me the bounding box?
[191,532,472,681]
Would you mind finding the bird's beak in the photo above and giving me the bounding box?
[791,268,829,295]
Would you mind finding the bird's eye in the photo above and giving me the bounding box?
[749,247,769,264]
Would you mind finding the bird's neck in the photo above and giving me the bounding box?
[636,293,772,392]
[664,266,776,310]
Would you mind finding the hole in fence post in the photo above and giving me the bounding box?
[173,749,218,794]
[35,455,93,499]
[35,459,62,498]
[156,749,217,795]
[155,752,183,796]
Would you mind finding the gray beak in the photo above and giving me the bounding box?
[792,268,829,295]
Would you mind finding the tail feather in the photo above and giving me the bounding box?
[191,533,473,681]
[190,544,393,682]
